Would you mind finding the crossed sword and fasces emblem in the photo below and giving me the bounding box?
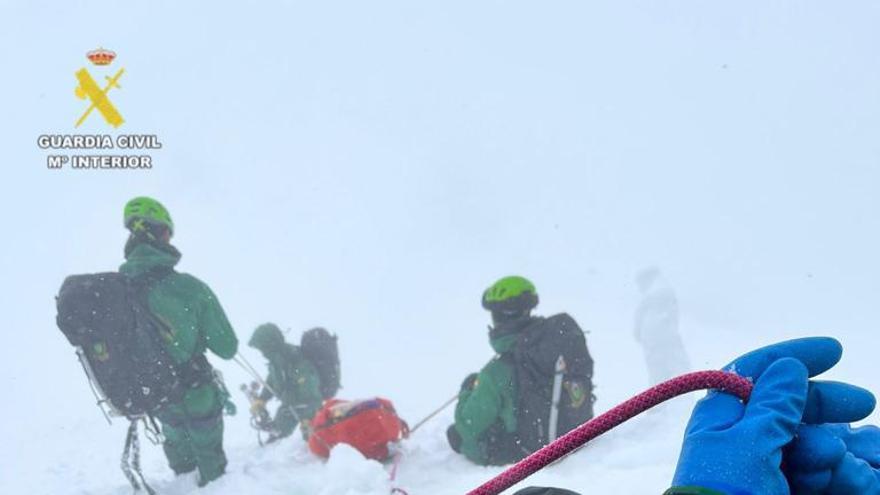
[75,67,125,128]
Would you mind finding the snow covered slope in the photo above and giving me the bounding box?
[8,353,694,495]
[5,315,873,495]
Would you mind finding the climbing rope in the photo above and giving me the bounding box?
[387,448,412,495]
[467,370,754,495]
[121,419,156,495]
[408,394,458,435]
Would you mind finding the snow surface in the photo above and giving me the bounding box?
[634,269,691,385]
[2,1,880,494]
[5,325,700,495]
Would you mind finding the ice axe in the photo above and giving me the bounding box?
[547,355,566,442]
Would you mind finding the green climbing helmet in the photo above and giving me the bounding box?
[124,196,174,235]
[482,275,539,313]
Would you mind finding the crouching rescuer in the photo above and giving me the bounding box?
[247,324,339,443]
[55,197,239,489]
[243,325,409,463]
[447,276,595,465]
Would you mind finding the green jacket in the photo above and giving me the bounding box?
[262,343,323,421]
[454,329,519,464]
[119,243,238,418]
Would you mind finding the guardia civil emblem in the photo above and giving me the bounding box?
[74,48,125,128]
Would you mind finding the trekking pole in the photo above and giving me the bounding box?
[407,394,458,435]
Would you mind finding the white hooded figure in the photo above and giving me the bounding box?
[633,267,691,385]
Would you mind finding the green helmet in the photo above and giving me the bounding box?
[124,196,174,235]
[482,275,539,313]
[249,323,285,353]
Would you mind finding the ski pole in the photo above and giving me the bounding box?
[408,394,458,435]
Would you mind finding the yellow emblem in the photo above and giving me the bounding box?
[75,68,125,128]
[75,49,124,128]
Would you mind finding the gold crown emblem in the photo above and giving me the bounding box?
[86,48,116,66]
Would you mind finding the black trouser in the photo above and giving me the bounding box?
[447,423,530,466]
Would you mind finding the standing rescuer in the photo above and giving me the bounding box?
[119,196,239,486]
[448,276,594,465]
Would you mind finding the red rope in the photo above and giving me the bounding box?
[389,449,411,495]
[467,370,754,495]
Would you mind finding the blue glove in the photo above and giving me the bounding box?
[786,423,880,494]
[670,337,875,495]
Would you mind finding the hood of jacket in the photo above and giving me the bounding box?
[488,316,536,355]
[119,242,181,278]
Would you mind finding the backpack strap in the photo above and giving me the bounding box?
[127,268,214,395]
[178,353,214,390]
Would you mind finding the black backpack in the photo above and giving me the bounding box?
[510,313,594,454]
[56,271,212,418]
[300,327,341,399]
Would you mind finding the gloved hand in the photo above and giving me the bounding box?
[669,337,875,495]
[250,399,267,416]
[460,373,479,392]
[786,423,880,494]
[223,398,237,416]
